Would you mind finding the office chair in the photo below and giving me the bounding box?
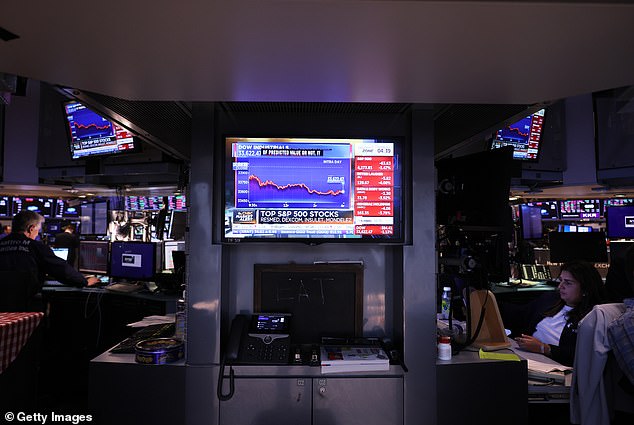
[0,270,40,312]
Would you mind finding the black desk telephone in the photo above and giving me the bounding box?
[225,313,291,365]
[218,313,291,401]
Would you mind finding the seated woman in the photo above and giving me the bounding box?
[514,260,606,366]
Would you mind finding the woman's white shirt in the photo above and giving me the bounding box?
[532,305,573,345]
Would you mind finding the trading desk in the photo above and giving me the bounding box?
[436,348,528,425]
[39,285,178,409]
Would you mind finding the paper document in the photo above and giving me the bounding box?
[479,349,520,362]
[509,339,571,373]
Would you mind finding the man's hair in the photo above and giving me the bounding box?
[2,224,10,232]
[12,211,45,233]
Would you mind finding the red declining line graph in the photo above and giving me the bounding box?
[507,126,529,137]
[249,175,344,196]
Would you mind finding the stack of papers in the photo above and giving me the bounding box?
[509,340,572,385]
[320,345,390,374]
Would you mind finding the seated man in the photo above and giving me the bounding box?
[0,211,99,309]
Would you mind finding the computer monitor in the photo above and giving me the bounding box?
[110,241,157,281]
[78,240,110,274]
[52,247,70,261]
[606,205,634,239]
[163,241,186,270]
[548,231,608,263]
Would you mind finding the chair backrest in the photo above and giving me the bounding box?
[0,270,38,312]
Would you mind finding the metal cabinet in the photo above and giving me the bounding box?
[313,377,403,425]
[219,377,311,425]
[218,368,404,425]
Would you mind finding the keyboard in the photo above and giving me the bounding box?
[109,323,176,354]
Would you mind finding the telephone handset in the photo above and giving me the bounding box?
[225,313,292,365]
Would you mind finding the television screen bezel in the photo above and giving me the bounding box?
[488,108,546,162]
[62,100,139,160]
[217,135,411,245]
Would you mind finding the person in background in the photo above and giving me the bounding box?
[514,260,606,366]
[54,223,80,268]
[0,211,99,303]
[0,224,11,239]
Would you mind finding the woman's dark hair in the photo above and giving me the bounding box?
[545,260,606,324]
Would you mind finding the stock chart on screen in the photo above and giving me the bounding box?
[224,137,403,242]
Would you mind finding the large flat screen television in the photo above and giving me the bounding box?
[12,197,55,217]
[221,137,407,243]
[489,108,545,161]
[606,205,634,239]
[63,100,137,159]
[526,201,559,220]
[559,199,601,219]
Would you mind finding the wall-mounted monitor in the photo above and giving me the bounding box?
[0,196,11,217]
[520,205,543,240]
[63,100,137,159]
[603,198,634,215]
[80,201,108,235]
[222,137,407,243]
[110,241,158,281]
[606,205,634,239]
[526,201,559,220]
[489,109,545,161]
[559,199,601,219]
[548,231,608,263]
[12,197,55,217]
[53,199,80,218]
[125,195,187,211]
[78,240,110,274]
